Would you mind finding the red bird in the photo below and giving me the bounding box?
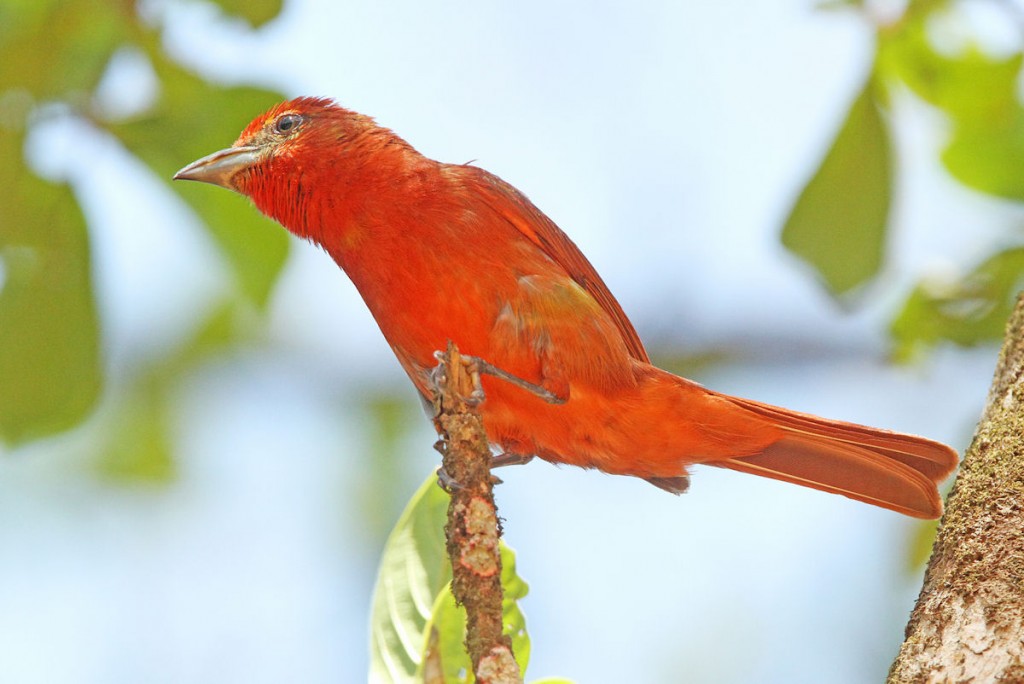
[175,97,958,518]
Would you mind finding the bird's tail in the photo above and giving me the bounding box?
[709,393,959,519]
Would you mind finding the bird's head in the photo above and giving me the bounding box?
[174,96,410,239]
[174,96,371,195]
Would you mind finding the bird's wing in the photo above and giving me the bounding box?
[466,166,650,363]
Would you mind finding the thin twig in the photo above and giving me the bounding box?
[432,342,522,684]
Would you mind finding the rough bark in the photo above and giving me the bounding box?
[432,343,522,684]
[888,294,1024,683]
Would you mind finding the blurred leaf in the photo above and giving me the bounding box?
[906,519,940,572]
[94,380,175,484]
[108,56,288,306]
[0,0,133,100]
[649,348,728,381]
[206,0,284,27]
[782,79,892,295]
[358,394,419,543]
[0,132,101,445]
[878,17,1021,122]
[91,296,269,484]
[891,247,1024,360]
[369,475,536,683]
[172,296,267,370]
[877,11,1024,199]
[184,298,249,355]
[815,0,870,11]
[942,112,1024,200]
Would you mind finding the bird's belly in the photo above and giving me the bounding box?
[478,365,782,480]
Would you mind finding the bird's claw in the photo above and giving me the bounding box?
[430,349,485,407]
[435,464,505,493]
[436,466,462,493]
[460,358,487,407]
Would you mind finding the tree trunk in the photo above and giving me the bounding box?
[888,293,1024,683]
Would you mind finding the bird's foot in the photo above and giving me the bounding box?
[431,349,486,407]
[430,349,567,407]
[435,464,505,493]
[436,465,463,493]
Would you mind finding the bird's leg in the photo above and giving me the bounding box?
[465,354,567,405]
[430,346,555,491]
[433,415,532,489]
[436,448,530,490]
[432,400,503,491]
[430,350,567,406]
[471,356,567,404]
[433,437,467,492]
[436,462,506,493]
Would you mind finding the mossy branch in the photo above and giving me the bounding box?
[888,293,1024,682]
[432,343,523,684]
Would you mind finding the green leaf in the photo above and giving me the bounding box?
[94,380,175,484]
[0,132,101,444]
[369,474,535,683]
[205,0,284,28]
[424,579,472,683]
[179,297,251,358]
[891,247,1024,360]
[781,79,892,295]
[107,56,289,306]
[942,111,1024,200]
[0,0,133,100]
[905,519,940,573]
[90,295,270,484]
[876,10,1024,199]
[500,545,530,672]
[369,476,451,683]
[878,17,1022,122]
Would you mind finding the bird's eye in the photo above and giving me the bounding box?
[274,114,302,134]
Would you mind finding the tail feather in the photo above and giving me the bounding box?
[711,394,960,519]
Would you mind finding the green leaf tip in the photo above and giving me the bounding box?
[782,79,892,296]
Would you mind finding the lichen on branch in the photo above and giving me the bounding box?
[432,343,523,684]
[888,293,1024,683]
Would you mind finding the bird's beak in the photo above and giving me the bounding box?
[173,145,261,192]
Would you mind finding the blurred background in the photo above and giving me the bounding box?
[2,0,1023,682]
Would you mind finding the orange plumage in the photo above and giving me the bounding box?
[175,97,959,518]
